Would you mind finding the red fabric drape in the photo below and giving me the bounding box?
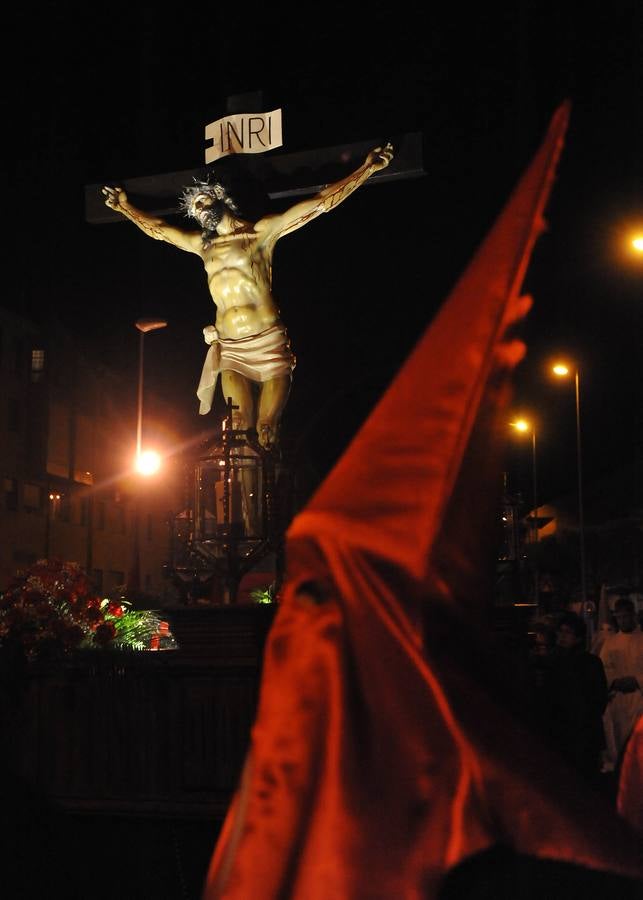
[203,103,643,899]
[618,714,643,834]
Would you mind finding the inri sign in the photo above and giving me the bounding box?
[204,109,283,164]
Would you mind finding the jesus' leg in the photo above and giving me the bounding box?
[257,375,292,449]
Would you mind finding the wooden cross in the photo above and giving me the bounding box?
[84,91,425,225]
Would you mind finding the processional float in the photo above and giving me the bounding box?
[88,98,423,603]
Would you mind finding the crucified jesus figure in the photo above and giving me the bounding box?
[103,142,394,448]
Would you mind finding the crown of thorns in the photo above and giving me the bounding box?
[179,179,240,218]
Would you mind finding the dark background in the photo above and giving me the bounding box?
[2,2,642,508]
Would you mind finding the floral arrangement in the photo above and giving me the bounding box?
[0,558,174,660]
[250,583,277,604]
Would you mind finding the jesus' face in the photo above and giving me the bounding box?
[190,192,226,232]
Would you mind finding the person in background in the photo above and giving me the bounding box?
[599,597,643,775]
[526,618,557,731]
[545,611,608,786]
[591,614,617,655]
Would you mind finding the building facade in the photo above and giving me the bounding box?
[0,307,185,600]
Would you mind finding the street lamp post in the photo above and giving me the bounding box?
[135,317,168,465]
[511,419,539,543]
[511,419,539,607]
[531,427,538,549]
[45,491,61,559]
[552,363,587,611]
[128,318,167,595]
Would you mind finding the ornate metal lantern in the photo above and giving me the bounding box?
[167,399,289,603]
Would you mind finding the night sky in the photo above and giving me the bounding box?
[3,3,642,509]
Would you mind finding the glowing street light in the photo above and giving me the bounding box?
[510,418,538,539]
[632,235,643,253]
[552,360,587,608]
[510,418,539,606]
[134,317,167,471]
[135,449,162,477]
[125,318,168,596]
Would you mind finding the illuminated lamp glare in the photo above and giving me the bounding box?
[136,450,161,476]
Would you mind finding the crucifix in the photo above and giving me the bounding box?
[86,92,424,448]
[86,91,424,601]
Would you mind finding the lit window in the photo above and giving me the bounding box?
[30,349,45,383]
[48,492,62,519]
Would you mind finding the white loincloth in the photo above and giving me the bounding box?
[197,323,296,415]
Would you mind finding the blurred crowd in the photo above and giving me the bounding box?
[526,591,643,833]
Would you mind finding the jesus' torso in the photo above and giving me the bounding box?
[201,229,280,340]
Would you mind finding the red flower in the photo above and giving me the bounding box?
[107,602,124,618]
